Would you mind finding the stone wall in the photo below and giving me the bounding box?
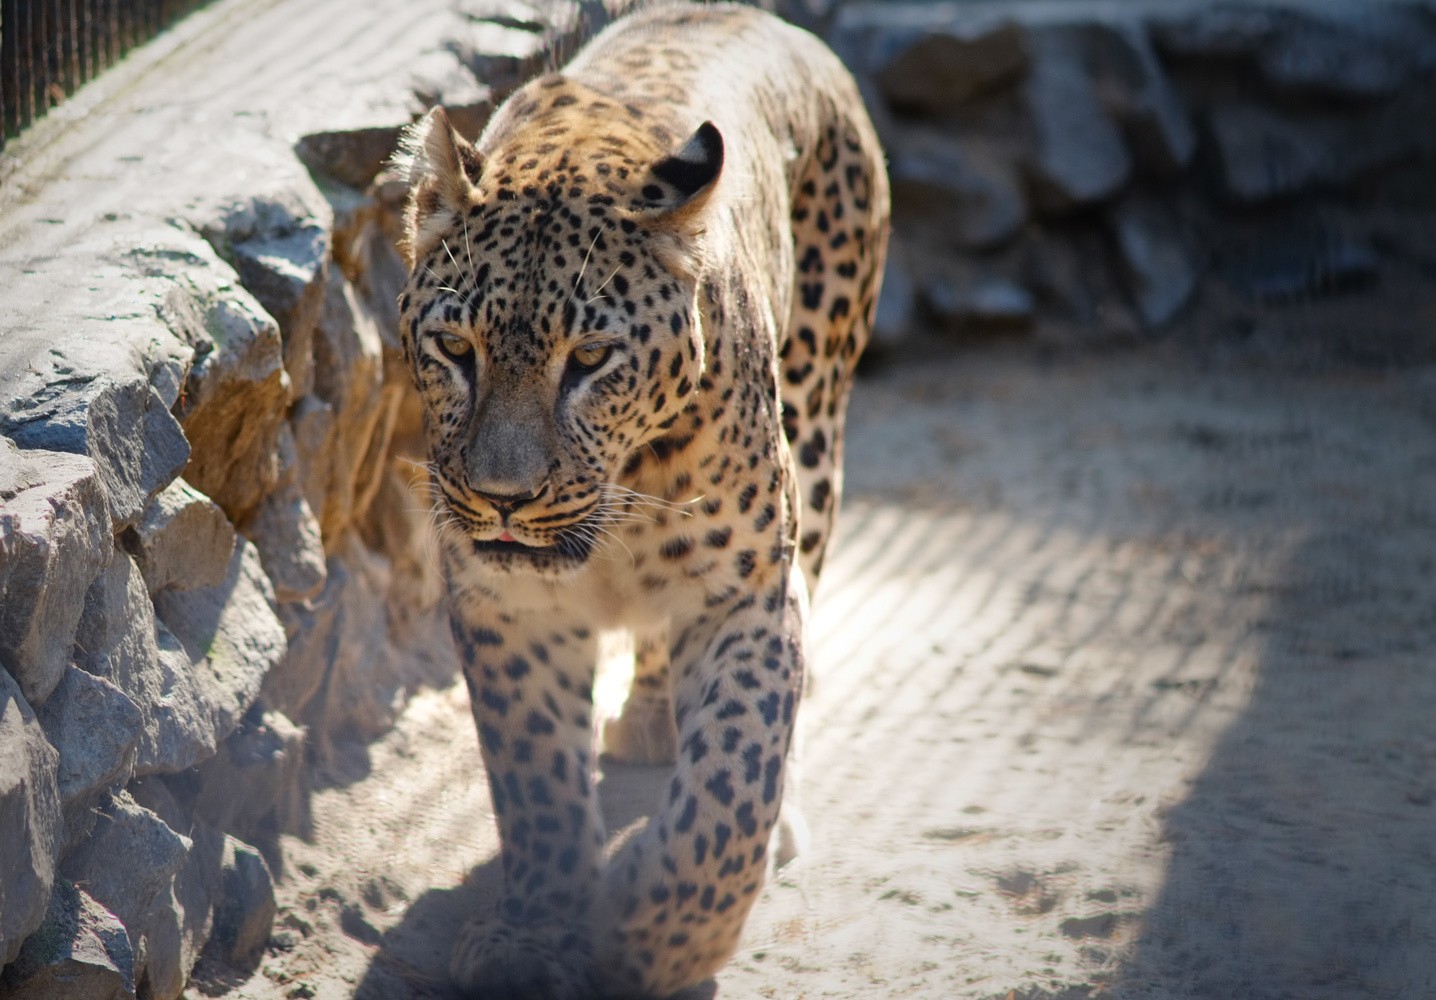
[831,0,1436,362]
[2,0,1435,997]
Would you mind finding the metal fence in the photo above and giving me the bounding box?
[1,0,209,152]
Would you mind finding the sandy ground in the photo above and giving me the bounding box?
[191,338,1436,1000]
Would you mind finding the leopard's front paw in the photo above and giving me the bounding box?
[450,919,597,1000]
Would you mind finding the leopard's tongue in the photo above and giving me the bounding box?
[498,530,516,542]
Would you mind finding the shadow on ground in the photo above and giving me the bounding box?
[352,762,718,1000]
[1119,470,1436,998]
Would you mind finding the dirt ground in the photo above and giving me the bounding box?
[191,335,1436,1000]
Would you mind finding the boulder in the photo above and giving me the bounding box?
[35,667,142,855]
[296,126,407,192]
[74,548,217,777]
[296,259,398,550]
[888,130,1026,250]
[200,189,333,403]
[1219,223,1380,304]
[1109,195,1199,328]
[406,47,496,140]
[1207,105,1343,203]
[123,479,237,596]
[445,19,550,102]
[58,791,190,974]
[923,268,1035,335]
[244,424,327,604]
[876,19,1028,114]
[154,539,287,750]
[1256,5,1436,99]
[0,445,113,706]
[182,705,309,854]
[0,879,136,1000]
[127,779,225,1000]
[1024,26,1132,212]
[1086,20,1196,176]
[831,3,1029,112]
[1,344,190,532]
[0,670,62,967]
[163,269,290,529]
[201,836,276,972]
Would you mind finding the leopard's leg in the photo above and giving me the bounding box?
[601,622,679,765]
[592,570,806,997]
[448,607,606,1000]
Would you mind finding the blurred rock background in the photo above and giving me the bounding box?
[2,0,1435,996]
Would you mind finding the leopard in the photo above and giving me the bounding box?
[395,2,889,996]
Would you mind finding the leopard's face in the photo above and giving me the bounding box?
[397,96,722,578]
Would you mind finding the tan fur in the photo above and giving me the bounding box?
[397,4,888,996]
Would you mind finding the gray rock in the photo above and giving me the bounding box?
[128,779,224,1000]
[445,20,550,101]
[295,126,404,193]
[876,20,1028,114]
[1208,105,1342,203]
[1109,196,1199,328]
[1220,223,1380,304]
[162,266,289,529]
[1019,226,1143,345]
[197,188,333,404]
[924,269,1035,335]
[0,670,62,967]
[1149,4,1276,59]
[58,790,190,969]
[244,425,327,604]
[0,879,136,1000]
[74,548,217,776]
[1257,6,1436,99]
[1024,27,1132,213]
[291,534,401,748]
[184,706,309,855]
[406,48,496,141]
[298,232,404,550]
[201,836,276,972]
[124,479,238,596]
[154,540,287,750]
[35,667,142,854]
[1086,20,1196,176]
[888,130,1026,250]
[0,447,113,705]
[831,3,1029,110]
[1,352,191,532]
[230,228,328,402]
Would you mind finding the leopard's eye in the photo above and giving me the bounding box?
[571,342,612,370]
[437,331,473,361]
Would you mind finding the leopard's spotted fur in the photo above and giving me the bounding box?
[397,4,888,995]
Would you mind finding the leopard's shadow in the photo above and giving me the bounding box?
[353,760,718,1000]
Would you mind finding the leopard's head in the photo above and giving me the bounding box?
[396,93,723,577]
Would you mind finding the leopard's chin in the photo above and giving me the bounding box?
[468,530,595,572]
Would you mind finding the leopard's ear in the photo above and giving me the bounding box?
[638,120,724,228]
[395,106,484,264]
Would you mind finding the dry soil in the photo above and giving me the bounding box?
[194,338,1436,1000]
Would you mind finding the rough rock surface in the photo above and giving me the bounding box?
[58,791,191,965]
[74,548,218,777]
[35,667,142,853]
[0,878,136,1000]
[153,540,287,749]
[124,479,237,596]
[0,671,62,967]
[0,446,113,705]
